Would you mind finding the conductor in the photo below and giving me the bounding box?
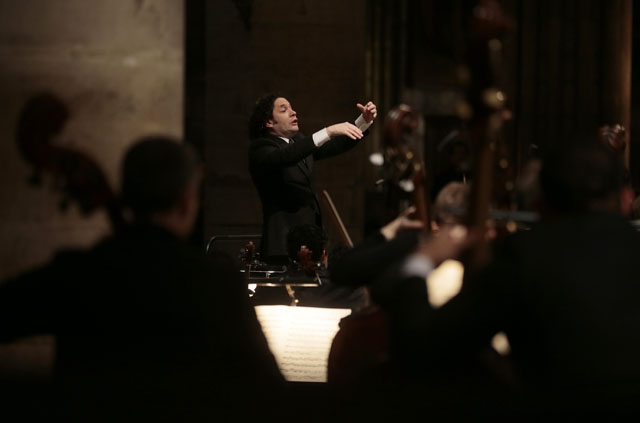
[248,93,377,264]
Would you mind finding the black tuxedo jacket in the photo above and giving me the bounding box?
[249,132,363,258]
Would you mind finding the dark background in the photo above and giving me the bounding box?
[186,0,635,255]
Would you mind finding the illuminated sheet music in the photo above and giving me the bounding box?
[254,305,351,382]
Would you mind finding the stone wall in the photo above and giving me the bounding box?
[0,0,183,386]
[0,0,184,280]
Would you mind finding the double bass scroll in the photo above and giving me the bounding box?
[17,92,125,233]
[381,104,430,229]
[460,0,515,270]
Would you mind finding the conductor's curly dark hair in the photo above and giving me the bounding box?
[248,92,283,140]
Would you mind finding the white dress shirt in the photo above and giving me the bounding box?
[279,114,373,146]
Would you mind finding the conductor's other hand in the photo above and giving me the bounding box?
[327,122,363,140]
[357,101,377,123]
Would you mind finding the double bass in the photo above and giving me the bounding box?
[17,92,125,232]
[326,0,515,388]
[460,0,514,268]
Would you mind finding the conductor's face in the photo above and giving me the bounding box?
[266,97,299,138]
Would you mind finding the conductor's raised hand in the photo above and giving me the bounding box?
[327,122,364,140]
[357,101,378,123]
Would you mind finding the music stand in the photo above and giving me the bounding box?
[205,234,325,305]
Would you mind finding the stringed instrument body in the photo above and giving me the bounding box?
[327,300,390,387]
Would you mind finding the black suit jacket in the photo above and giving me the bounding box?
[0,224,285,421]
[376,211,640,416]
[249,132,363,258]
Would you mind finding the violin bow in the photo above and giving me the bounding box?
[320,189,354,248]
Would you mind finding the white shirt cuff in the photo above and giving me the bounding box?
[355,114,372,132]
[314,114,371,147]
[312,128,330,146]
[401,254,435,279]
